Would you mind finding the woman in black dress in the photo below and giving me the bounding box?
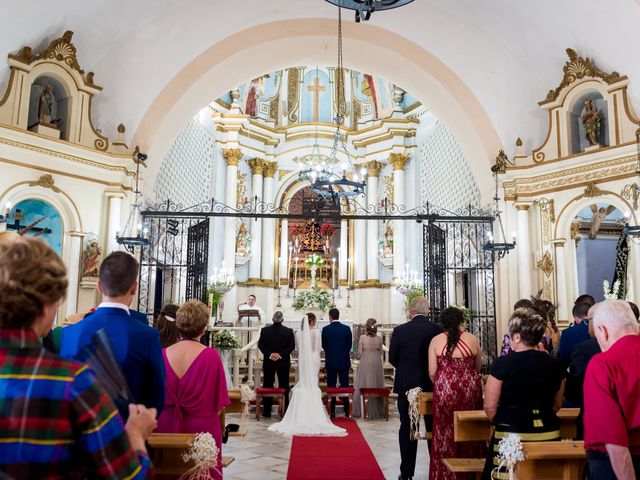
[482,308,566,479]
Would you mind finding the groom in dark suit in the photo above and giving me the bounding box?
[390,296,441,480]
[321,308,352,417]
[258,311,295,417]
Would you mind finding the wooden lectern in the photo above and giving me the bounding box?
[237,309,261,327]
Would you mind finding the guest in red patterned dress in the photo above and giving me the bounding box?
[428,307,483,480]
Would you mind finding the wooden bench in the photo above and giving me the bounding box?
[148,433,234,476]
[325,387,355,417]
[255,387,286,420]
[221,388,247,437]
[519,441,586,480]
[360,387,391,421]
[442,458,483,480]
[453,408,580,442]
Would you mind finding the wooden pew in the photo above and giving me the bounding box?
[148,433,234,476]
[221,388,248,437]
[453,408,580,442]
[447,409,584,480]
[418,392,433,440]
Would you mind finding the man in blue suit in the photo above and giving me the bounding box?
[321,308,352,417]
[61,251,165,415]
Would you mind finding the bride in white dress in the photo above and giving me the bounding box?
[268,315,347,436]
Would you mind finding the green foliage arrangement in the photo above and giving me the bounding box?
[207,287,224,316]
[305,253,325,268]
[213,329,240,350]
[292,287,333,312]
[404,288,425,311]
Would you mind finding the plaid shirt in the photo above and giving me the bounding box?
[0,328,152,479]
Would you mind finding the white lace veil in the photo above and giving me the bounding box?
[297,314,316,389]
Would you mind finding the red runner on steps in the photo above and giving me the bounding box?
[286,418,385,480]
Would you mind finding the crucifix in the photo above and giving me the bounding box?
[5,209,51,235]
[306,76,326,122]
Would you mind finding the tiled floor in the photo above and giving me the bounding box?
[223,405,430,480]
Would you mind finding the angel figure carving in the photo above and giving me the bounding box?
[589,204,616,239]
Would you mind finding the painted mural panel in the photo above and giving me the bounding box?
[7,199,63,255]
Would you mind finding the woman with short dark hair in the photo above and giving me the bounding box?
[157,300,230,480]
[482,308,566,479]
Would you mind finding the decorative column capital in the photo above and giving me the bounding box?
[389,153,409,171]
[515,204,530,211]
[365,160,385,177]
[552,238,566,247]
[263,161,278,178]
[223,148,242,166]
[248,158,266,175]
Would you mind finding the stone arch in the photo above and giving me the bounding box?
[134,19,501,203]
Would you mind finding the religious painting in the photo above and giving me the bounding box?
[245,74,269,117]
[7,199,63,255]
[300,69,331,123]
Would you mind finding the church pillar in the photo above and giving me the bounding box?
[631,240,640,303]
[222,149,242,269]
[390,153,408,279]
[366,161,384,281]
[516,204,532,298]
[553,239,568,321]
[65,231,84,317]
[354,219,367,284]
[339,219,348,282]
[279,219,289,283]
[261,161,277,282]
[105,192,124,254]
[248,158,265,280]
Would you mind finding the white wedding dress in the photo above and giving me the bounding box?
[268,316,347,436]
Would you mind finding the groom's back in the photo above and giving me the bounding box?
[321,322,352,371]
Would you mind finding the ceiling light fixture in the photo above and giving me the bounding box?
[324,0,415,22]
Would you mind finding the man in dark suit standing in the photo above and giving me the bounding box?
[322,308,352,417]
[258,310,295,417]
[60,251,165,415]
[390,296,442,480]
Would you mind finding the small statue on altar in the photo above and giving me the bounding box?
[383,224,394,256]
[582,98,601,146]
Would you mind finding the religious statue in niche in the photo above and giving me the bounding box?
[383,224,394,256]
[245,74,269,117]
[582,98,601,146]
[236,221,249,255]
[37,84,57,127]
[589,204,616,239]
[82,236,102,277]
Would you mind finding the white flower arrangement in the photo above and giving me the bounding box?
[406,387,423,441]
[180,432,220,480]
[603,279,621,300]
[305,253,325,267]
[239,384,255,427]
[492,433,525,480]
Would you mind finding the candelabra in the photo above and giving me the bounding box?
[394,268,422,296]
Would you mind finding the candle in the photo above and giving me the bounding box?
[332,258,336,289]
[294,257,299,288]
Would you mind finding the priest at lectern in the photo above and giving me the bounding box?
[237,294,266,327]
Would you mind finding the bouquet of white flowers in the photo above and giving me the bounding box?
[180,432,220,480]
[603,279,621,300]
[406,387,423,441]
[305,253,325,267]
[213,329,240,350]
[492,433,525,480]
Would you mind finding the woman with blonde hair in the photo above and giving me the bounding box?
[352,318,386,419]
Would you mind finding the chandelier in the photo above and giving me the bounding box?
[298,8,366,205]
[324,0,415,22]
[483,153,516,259]
[623,125,640,237]
[116,147,150,253]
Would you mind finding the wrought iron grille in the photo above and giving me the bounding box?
[138,212,210,322]
[423,208,497,370]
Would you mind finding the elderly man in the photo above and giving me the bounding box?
[584,300,640,479]
[389,296,441,480]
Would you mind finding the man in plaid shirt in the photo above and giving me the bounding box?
[0,237,156,478]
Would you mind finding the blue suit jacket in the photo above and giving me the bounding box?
[557,320,591,368]
[321,321,352,371]
[60,307,165,413]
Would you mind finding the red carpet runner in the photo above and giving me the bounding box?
[286,418,385,479]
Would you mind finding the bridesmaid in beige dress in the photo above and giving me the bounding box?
[353,318,386,419]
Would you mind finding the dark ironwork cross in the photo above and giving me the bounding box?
[5,209,52,235]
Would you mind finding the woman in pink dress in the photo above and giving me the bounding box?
[428,307,484,480]
[157,300,230,479]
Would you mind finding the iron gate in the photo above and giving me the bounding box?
[138,213,210,322]
[423,211,497,369]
